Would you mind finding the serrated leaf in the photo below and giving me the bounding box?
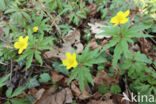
[129,25,150,32]
[6,87,13,98]
[52,62,69,76]
[11,86,25,97]
[39,73,51,83]
[0,0,6,10]
[100,37,120,53]
[26,76,40,89]
[112,43,123,68]
[68,66,94,92]
[26,54,33,69]
[0,74,10,87]
[35,51,43,66]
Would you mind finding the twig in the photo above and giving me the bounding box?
[0,61,7,65]
[123,75,130,104]
[10,60,13,80]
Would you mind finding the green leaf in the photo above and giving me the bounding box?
[100,37,120,53]
[26,76,40,89]
[110,84,121,94]
[52,62,69,76]
[4,101,10,104]
[6,87,13,98]
[39,73,51,83]
[134,52,152,64]
[11,98,29,104]
[79,45,105,67]
[127,32,153,38]
[84,67,94,86]
[0,0,6,10]
[35,51,43,66]
[129,25,150,32]
[98,85,109,94]
[11,86,25,97]
[26,54,33,69]
[112,43,123,68]
[4,8,16,14]
[78,68,85,92]
[68,67,93,92]
[0,73,10,87]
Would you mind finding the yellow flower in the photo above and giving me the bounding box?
[33,26,38,32]
[14,36,29,54]
[110,10,130,26]
[62,52,78,70]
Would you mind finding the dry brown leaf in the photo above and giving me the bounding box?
[87,3,97,16]
[89,39,99,50]
[136,38,154,58]
[35,87,73,104]
[0,26,5,39]
[87,93,114,104]
[88,22,111,39]
[34,88,45,101]
[44,29,83,60]
[71,81,91,100]
[51,71,64,83]
[93,70,119,86]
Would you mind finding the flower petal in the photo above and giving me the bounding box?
[62,59,68,66]
[117,11,124,16]
[110,17,117,23]
[120,18,128,24]
[66,65,72,70]
[123,10,130,17]
[73,61,78,68]
[14,42,20,49]
[19,36,24,41]
[72,53,76,59]
[66,52,71,59]
[18,48,24,54]
[24,36,29,42]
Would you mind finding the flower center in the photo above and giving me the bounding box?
[19,41,26,48]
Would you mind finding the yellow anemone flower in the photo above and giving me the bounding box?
[33,26,38,32]
[62,52,78,70]
[14,36,29,54]
[110,10,130,26]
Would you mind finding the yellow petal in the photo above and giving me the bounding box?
[18,48,24,54]
[66,52,71,59]
[62,59,68,66]
[123,10,130,17]
[72,53,76,59]
[24,36,29,42]
[66,65,72,70]
[73,61,78,68]
[120,18,128,24]
[14,42,20,49]
[33,26,38,32]
[110,17,117,23]
[19,36,24,41]
[117,11,124,16]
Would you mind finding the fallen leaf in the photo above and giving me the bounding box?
[87,3,97,16]
[44,29,83,60]
[93,70,120,86]
[35,87,73,104]
[51,71,64,83]
[71,81,91,100]
[89,39,99,50]
[34,88,45,101]
[88,22,111,39]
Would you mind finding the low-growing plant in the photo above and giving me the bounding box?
[60,1,89,25]
[16,32,53,69]
[98,10,152,68]
[63,45,105,92]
